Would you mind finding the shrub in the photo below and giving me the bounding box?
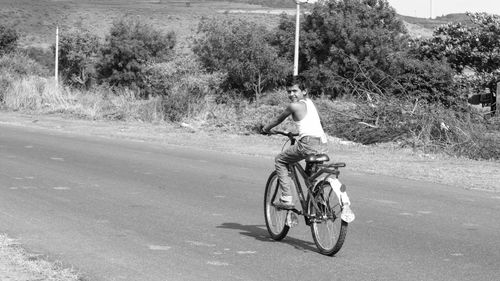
[416,13,500,74]
[22,46,54,75]
[0,24,18,55]
[97,17,176,97]
[56,29,100,88]
[193,17,291,102]
[271,0,408,98]
[0,53,48,77]
[414,13,500,98]
[387,53,461,107]
[143,55,224,121]
[0,53,48,102]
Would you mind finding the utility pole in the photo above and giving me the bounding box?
[55,25,59,86]
[429,0,432,19]
[293,2,300,77]
[293,0,318,78]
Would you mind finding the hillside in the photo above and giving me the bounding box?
[399,13,472,30]
[0,0,280,50]
[0,0,476,50]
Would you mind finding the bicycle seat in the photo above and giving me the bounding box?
[305,154,330,163]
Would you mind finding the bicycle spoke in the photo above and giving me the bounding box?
[264,172,289,240]
[310,182,348,255]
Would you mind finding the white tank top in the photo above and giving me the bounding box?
[295,98,326,141]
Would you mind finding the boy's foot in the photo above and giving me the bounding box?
[274,201,295,210]
[341,205,355,223]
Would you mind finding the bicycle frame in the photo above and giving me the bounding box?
[288,161,340,224]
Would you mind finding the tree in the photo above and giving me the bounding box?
[0,24,18,55]
[56,29,100,88]
[97,17,176,97]
[415,13,500,96]
[193,17,291,101]
[272,0,408,98]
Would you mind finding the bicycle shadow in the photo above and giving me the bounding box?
[217,222,317,253]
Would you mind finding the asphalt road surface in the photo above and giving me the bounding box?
[1,124,499,281]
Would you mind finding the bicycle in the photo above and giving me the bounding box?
[263,130,354,256]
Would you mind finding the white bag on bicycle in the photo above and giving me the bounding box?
[323,178,351,206]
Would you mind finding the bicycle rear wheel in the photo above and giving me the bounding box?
[264,171,289,240]
[309,181,348,256]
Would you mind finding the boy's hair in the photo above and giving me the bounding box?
[286,75,307,91]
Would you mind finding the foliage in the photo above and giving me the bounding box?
[272,0,409,98]
[193,17,291,101]
[417,13,500,73]
[415,12,500,92]
[22,47,54,75]
[0,24,18,55]
[56,29,100,88]
[143,55,225,121]
[97,17,176,97]
[0,52,48,102]
[0,53,48,78]
[387,53,462,106]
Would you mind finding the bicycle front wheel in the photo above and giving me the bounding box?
[309,182,348,256]
[264,171,289,240]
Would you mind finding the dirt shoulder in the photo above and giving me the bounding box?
[0,233,80,281]
[0,110,499,280]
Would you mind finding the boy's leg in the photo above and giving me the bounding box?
[275,144,306,206]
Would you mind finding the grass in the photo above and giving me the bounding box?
[0,233,82,281]
[2,76,166,122]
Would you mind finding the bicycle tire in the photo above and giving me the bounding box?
[264,171,289,240]
[308,181,348,256]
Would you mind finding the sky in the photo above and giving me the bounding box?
[386,0,500,18]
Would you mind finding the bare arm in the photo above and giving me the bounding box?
[262,103,298,133]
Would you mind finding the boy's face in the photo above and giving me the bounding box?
[287,84,305,102]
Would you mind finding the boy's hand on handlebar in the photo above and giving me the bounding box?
[259,124,270,135]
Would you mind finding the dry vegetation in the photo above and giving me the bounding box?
[0,233,81,281]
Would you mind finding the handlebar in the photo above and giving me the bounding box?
[266,130,299,146]
[268,130,299,138]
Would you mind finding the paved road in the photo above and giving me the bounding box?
[1,124,499,281]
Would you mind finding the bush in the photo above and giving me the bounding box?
[0,53,48,102]
[0,24,18,55]
[56,29,100,88]
[271,0,408,98]
[22,46,54,75]
[0,53,48,77]
[387,53,461,107]
[193,17,291,102]
[414,13,500,99]
[143,55,224,121]
[97,17,176,96]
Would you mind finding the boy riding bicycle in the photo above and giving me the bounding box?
[261,79,354,219]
